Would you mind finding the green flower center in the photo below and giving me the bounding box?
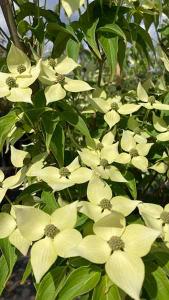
[48,58,56,68]
[100,159,109,167]
[160,211,169,224]
[111,102,119,111]
[148,96,155,105]
[96,142,104,150]
[44,224,60,238]
[108,236,125,251]
[99,198,112,211]
[55,73,65,84]
[17,64,26,74]
[59,167,71,177]
[6,76,18,89]
[134,127,141,134]
[129,148,138,157]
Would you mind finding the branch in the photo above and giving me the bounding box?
[0,0,25,51]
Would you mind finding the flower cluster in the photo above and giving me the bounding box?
[1,44,169,300]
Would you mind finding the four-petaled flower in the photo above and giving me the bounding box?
[116,130,153,172]
[0,44,41,103]
[31,157,92,191]
[76,212,160,300]
[79,175,140,221]
[14,202,82,283]
[39,57,93,104]
[90,90,140,128]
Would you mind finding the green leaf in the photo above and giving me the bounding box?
[0,111,18,152]
[0,255,10,295]
[58,266,101,300]
[81,18,101,60]
[17,20,30,36]
[16,2,59,22]
[21,260,32,284]
[41,191,58,214]
[66,38,80,61]
[50,124,65,167]
[36,266,67,300]
[144,262,169,300]
[99,34,118,79]
[124,171,137,199]
[152,252,169,277]
[0,238,17,274]
[61,111,95,148]
[92,275,122,300]
[42,111,59,152]
[130,23,155,54]
[97,24,126,41]
[47,23,78,42]
[0,239,17,295]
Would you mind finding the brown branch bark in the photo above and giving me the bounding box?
[0,0,25,51]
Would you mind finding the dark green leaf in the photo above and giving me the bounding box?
[47,23,78,42]
[99,34,118,78]
[58,266,101,300]
[50,124,65,167]
[0,238,17,274]
[81,18,101,60]
[42,111,59,152]
[97,24,126,41]
[144,262,169,300]
[36,266,67,300]
[0,255,10,295]
[61,111,95,148]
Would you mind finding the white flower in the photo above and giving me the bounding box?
[76,213,160,300]
[79,175,140,221]
[153,112,169,141]
[90,92,140,128]
[14,202,82,283]
[116,130,153,172]
[39,57,92,104]
[137,82,169,110]
[0,44,41,103]
[33,157,92,191]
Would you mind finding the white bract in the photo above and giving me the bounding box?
[33,157,92,191]
[0,44,41,103]
[79,175,140,221]
[0,211,30,255]
[39,57,92,104]
[137,82,169,110]
[14,202,82,283]
[138,202,169,246]
[117,130,153,172]
[0,169,25,203]
[153,113,169,141]
[78,146,127,183]
[76,212,160,300]
[90,92,140,128]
